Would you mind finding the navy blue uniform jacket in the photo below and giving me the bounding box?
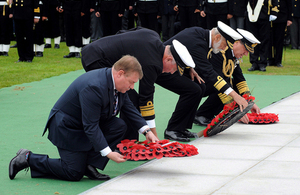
[42,68,147,152]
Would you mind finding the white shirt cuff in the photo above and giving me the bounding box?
[146,119,156,128]
[100,146,112,157]
[138,125,150,134]
[224,87,233,95]
[34,16,40,19]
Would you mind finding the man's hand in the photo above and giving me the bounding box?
[145,131,159,142]
[34,18,40,24]
[95,12,100,17]
[189,68,205,83]
[106,152,127,163]
[200,11,206,17]
[229,91,248,112]
[239,103,260,124]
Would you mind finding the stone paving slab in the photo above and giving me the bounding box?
[81,92,300,195]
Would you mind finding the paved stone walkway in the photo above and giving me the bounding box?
[81,92,300,195]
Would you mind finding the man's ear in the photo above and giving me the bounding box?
[215,34,221,42]
[117,69,125,78]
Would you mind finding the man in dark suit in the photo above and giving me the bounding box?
[81,27,198,142]
[9,55,158,181]
[11,0,42,62]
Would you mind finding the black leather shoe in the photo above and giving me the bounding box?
[10,43,17,48]
[84,165,110,180]
[182,129,198,138]
[54,44,60,49]
[298,46,300,50]
[75,52,81,58]
[44,44,51,48]
[194,116,211,126]
[276,63,283,67]
[3,52,9,56]
[9,149,31,180]
[16,60,24,63]
[35,52,43,57]
[26,60,32,63]
[164,130,190,142]
[63,52,76,58]
[248,66,258,71]
[258,64,266,72]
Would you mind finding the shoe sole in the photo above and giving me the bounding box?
[193,119,208,126]
[164,135,190,142]
[9,149,27,179]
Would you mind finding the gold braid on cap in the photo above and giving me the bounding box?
[245,43,256,53]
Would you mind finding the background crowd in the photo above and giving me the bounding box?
[0,0,299,69]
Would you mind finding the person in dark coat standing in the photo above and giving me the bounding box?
[228,0,248,29]
[246,0,279,72]
[175,0,200,31]
[95,0,124,37]
[81,27,198,142]
[268,0,293,67]
[200,0,229,29]
[11,0,42,62]
[133,0,160,32]
[59,0,87,58]
[0,0,13,56]
[9,55,159,181]
[159,0,177,42]
[44,0,61,49]
[290,0,300,49]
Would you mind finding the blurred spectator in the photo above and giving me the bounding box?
[59,0,85,58]
[82,0,92,47]
[0,0,12,56]
[12,0,42,62]
[268,0,292,67]
[175,0,200,30]
[228,0,247,29]
[44,0,61,49]
[246,0,278,72]
[134,0,160,32]
[159,0,176,41]
[200,0,228,29]
[95,0,124,37]
[290,0,300,49]
[90,0,103,42]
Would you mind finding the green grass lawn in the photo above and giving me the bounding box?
[1,41,300,89]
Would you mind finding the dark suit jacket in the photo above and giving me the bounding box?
[43,68,147,152]
[164,27,231,94]
[81,28,165,121]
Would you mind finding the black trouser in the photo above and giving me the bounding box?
[206,13,228,29]
[64,5,82,47]
[101,10,122,37]
[178,6,198,30]
[0,7,12,44]
[155,72,203,132]
[14,18,34,61]
[44,5,60,38]
[33,21,45,45]
[138,12,158,32]
[268,22,286,65]
[29,117,126,181]
[246,18,270,66]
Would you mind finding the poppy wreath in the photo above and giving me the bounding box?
[246,113,279,124]
[116,139,199,161]
[203,94,255,137]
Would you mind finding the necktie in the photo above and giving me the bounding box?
[113,89,118,116]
